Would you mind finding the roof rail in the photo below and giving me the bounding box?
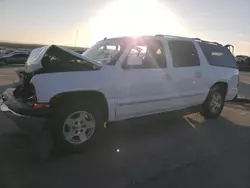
[155,34,222,46]
[192,38,222,46]
[155,34,191,40]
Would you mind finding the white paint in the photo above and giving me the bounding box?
[30,36,239,122]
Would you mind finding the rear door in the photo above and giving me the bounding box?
[167,40,207,108]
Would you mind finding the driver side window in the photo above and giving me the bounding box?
[95,44,121,65]
[122,40,167,69]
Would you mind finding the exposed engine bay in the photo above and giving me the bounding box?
[13,71,36,104]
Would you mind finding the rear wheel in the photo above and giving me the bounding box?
[51,101,104,152]
[200,86,226,118]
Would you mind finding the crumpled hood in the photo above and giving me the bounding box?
[25,45,102,73]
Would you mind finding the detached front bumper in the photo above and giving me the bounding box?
[0,88,50,134]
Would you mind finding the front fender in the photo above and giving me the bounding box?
[30,72,111,103]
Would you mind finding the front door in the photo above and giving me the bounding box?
[115,39,177,119]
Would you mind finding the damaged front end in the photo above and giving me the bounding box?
[25,44,101,73]
[12,45,102,105]
[1,45,102,133]
[13,70,36,105]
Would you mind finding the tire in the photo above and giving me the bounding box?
[51,100,105,152]
[200,86,226,118]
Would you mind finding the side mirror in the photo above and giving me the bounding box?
[126,56,143,66]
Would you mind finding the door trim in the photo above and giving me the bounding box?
[118,92,202,107]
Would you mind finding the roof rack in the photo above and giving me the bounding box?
[192,38,222,46]
[155,34,222,46]
[155,34,191,40]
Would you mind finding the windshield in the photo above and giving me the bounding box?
[82,38,128,65]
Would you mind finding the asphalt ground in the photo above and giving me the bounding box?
[0,67,249,188]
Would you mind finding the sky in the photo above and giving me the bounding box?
[0,0,249,55]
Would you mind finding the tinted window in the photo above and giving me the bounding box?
[199,43,237,69]
[169,40,200,67]
[123,39,167,69]
[12,54,28,58]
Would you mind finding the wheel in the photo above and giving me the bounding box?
[200,86,226,118]
[51,101,104,152]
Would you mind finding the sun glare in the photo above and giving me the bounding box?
[80,0,192,46]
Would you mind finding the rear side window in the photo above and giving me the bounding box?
[169,40,200,67]
[199,43,237,69]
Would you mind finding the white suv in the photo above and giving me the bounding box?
[0,35,239,152]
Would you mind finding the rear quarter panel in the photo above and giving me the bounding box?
[204,66,239,100]
[195,42,239,101]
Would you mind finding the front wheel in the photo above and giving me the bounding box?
[51,101,104,152]
[200,86,226,118]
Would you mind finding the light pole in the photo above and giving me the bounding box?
[74,30,79,50]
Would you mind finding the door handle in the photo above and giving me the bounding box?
[195,72,202,78]
[163,74,171,80]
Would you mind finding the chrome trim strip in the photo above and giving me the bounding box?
[118,93,202,107]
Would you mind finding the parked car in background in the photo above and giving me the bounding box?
[0,49,14,57]
[243,57,250,70]
[235,55,249,64]
[246,57,250,65]
[0,36,239,152]
[235,55,250,71]
[0,52,29,65]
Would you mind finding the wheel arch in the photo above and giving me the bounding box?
[210,81,228,96]
[49,90,109,122]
